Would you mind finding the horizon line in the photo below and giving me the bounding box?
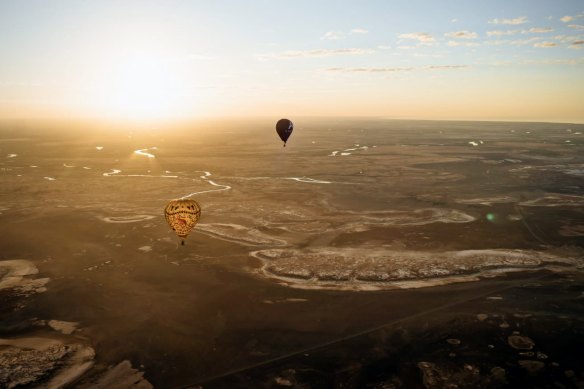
[0,115,583,125]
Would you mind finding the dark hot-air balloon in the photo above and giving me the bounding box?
[164,199,201,245]
[276,118,294,147]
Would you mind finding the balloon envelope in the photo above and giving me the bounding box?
[164,199,201,244]
[276,118,293,146]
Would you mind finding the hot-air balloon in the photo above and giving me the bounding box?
[276,118,294,147]
[164,199,201,245]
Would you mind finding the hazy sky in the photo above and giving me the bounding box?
[1,0,583,122]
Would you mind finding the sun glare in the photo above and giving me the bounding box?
[93,52,188,120]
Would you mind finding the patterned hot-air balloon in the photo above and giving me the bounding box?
[276,118,294,147]
[164,199,201,245]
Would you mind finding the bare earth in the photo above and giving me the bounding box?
[1,118,583,388]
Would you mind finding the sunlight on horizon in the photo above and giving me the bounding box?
[92,51,188,120]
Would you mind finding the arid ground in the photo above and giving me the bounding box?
[1,118,583,388]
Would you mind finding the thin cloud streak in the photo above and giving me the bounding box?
[398,32,435,42]
[447,41,480,47]
[488,16,528,25]
[321,28,369,40]
[510,37,543,45]
[554,34,584,43]
[321,31,344,40]
[445,30,478,39]
[525,27,554,33]
[523,58,584,65]
[487,30,520,37]
[258,48,375,60]
[426,65,470,70]
[326,67,414,73]
[561,13,584,23]
[325,65,469,73]
[534,41,558,48]
[485,37,543,46]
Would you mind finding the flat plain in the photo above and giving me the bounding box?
[1,118,583,388]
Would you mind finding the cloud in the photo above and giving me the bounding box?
[398,32,435,42]
[484,40,509,46]
[568,24,584,30]
[523,58,584,65]
[534,41,558,48]
[560,12,584,23]
[554,34,584,43]
[325,65,469,73]
[426,65,470,70]
[444,30,478,39]
[561,13,584,23]
[485,37,543,46]
[488,16,528,25]
[487,30,520,37]
[525,27,554,33]
[322,31,344,40]
[321,28,369,40]
[495,58,584,66]
[447,41,480,47]
[510,37,542,45]
[553,35,584,49]
[413,53,445,58]
[326,67,414,73]
[259,48,375,60]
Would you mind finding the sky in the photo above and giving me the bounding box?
[0,0,583,123]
